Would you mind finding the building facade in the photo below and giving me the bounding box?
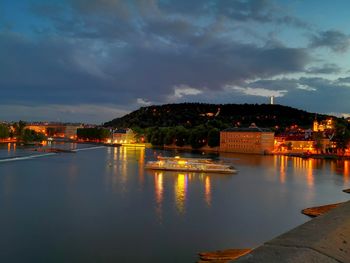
[220,126,275,154]
[112,129,135,144]
[25,123,83,139]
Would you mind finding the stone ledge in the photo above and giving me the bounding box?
[231,201,350,263]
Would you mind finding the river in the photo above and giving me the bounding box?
[0,142,349,262]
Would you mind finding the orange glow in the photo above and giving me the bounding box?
[204,176,211,206]
[7,143,11,153]
[154,172,164,208]
[138,147,145,185]
[154,171,164,222]
[344,161,349,183]
[280,155,286,184]
[175,173,187,214]
[306,159,314,187]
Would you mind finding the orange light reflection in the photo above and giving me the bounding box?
[154,172,164,221]
[175,173,187,214]
[204,176,211,206]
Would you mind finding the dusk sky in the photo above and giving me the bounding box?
[1,0,350,123]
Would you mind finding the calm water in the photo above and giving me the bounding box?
[0,143,349,263]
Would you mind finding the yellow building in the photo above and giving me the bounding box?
[313,119,334,132]
[220,126,274,154]
[275,138,332,153]
[112,129,135,144]
[284,140,314,153]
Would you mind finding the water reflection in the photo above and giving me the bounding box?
[150,171,215,217]
[279,155,287,183]
[105,146,147,193]
[175,173,187,214]
[306,159,314,187]
[1,145,350,263]
[274,156,315,187]
[154,172,164,221]
[344,161,349,183]
[138,147,145,186]
[271,155,350,188]
[204,176,211,206]
[5,143,16,154]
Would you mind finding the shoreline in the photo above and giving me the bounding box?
[162,144,350,160]
[3,140,350,160]
[232,200,350,262]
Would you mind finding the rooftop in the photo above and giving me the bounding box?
[223,127,272,133]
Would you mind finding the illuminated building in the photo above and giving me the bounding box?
[112,128,135,144]
[220,124,274,154]
[274,136,333,153]
[25,123,83,139]
[284,139,314,153]
[313,118,334,132]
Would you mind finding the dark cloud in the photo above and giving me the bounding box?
[306,63,342,74]
[0,0,348,122]
[1,0,313,111]
[309,30,350,52]
[158,0,309,28]
[29,0,309,42]
[246,77,350,114]
[336,76,350,83]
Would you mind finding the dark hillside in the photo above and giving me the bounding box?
[104,103,331,129]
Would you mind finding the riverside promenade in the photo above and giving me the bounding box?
[232,200,350,263]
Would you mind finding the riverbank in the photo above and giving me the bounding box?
[231,200,350,262]
[277,152,350,160]
[163,144,350,160]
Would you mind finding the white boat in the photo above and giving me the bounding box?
[145,156,237,174]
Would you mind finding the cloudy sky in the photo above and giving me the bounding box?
[1,0,350,123]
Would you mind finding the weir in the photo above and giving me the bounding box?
[0,146,106,163]
[0,153,57,163]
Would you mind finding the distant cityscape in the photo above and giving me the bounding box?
[1,113,350,158]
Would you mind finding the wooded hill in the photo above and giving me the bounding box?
[104,103,330,131]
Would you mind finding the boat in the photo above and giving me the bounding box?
[145,156,237,174]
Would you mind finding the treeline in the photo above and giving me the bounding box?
[0,121,45,142]
[332,119,350,154]
[105,103,330,131]
[77,127,110,141]
[135,124,220,148]
[0,123,10,139]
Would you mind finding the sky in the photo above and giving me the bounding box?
[1,0,350,123]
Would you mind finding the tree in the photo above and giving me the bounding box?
[313,131,323,154]
[145,127,157,143]
[174,126,189,147]
[333,122,350,155]
[77,128,110,141]
[150,128,164,146]
[0,124,10,139]
[208,128,220,147]
[163,128,175,145]
[189,126,207,149]
[22,129,45,143]
[13,120,26,137]
[131,127,145,143]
